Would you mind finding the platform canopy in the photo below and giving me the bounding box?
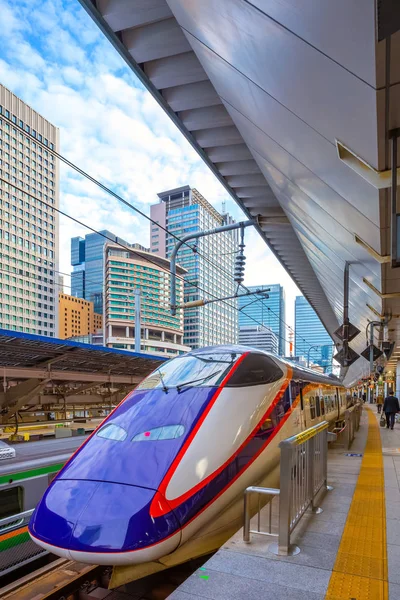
[78,0,400,385]
[0,328,165,420]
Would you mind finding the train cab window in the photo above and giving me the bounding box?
[226,354,283,387]
[132,425,185,442]
[138,352,240,390]
[316,396,321,417]
[0,486,23,520]
[309,396,316,420]
[97,423,127,441]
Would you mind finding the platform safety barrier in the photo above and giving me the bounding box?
[244,421,336,556]
[332,402,362,450]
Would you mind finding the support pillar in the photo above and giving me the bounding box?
[396,361,400,396]
[125,326,129,338]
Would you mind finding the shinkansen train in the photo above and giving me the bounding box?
[29,346,350,568]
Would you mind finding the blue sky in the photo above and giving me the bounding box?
[0,0,299,328]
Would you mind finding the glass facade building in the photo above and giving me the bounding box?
[0,84,59,337]
[71,230,132,314]
[150,186,238,349]
[238,325,278,354]
[238,284,285,355]
[295,295,334,372]
[104,243,189,357]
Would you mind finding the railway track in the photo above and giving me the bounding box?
[0,558,105,600]
[0,554,211,599]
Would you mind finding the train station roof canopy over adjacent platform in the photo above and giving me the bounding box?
[0,328,164,419]
[79,0,400,384]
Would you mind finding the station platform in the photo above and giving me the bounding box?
[169,406,399,600]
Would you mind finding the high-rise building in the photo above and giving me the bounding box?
[104,242,189,357]
[58,292,102,339]
[238,284,286,355]
[0,84,59,336]
[295,295,334,372]
[150,185,238,349]
[70,231,143,314]
[238,325,278,354]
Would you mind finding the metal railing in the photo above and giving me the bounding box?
[332,403,362,450]
[244,421,335,556]
[243,487,280,542]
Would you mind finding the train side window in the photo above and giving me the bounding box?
[316,396,321,417]
[320,397,325,415]
[290,381,300,405]
[226,354,284,387]
[0,486,23,520]
[309,396,316,420]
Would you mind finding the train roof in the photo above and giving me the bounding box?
[186,345,345,388]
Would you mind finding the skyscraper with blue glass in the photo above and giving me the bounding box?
[71,230,131,314]
[295,295,333,372]
[238,284,285,355]
[150,186,238,349]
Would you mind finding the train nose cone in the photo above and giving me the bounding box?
[29,479,181,563]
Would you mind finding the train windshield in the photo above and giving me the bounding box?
[137,352,241,391]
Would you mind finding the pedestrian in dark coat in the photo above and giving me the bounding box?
[383,390,400,430]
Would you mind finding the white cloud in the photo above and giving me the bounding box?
[0,0,300,333]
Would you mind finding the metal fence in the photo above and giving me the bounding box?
[244,421,334,556]
[332,403,362,450]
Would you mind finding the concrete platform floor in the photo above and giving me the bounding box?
[169,406,400,600]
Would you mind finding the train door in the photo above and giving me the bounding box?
[299,382,307,430]
[301,384,317,427]
[290,379,303,434]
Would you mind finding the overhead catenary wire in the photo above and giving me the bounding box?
[2,108,302,341]
[0,112,321,351]
[0,177,278,336]
[0,109,242,287]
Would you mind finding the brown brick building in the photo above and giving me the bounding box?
[58,293,102,339]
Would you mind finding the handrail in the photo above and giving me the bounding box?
[0,509,34,529]
[244,420,334,556]
[243,487,280,542]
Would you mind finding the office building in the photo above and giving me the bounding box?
[104,242,189,357]
[150,185,238,348]
[70,231,146,314]
[58,292,102,339]
[238,284,285,355]
[295,295,333,372]
[239,325,278,354]
[0,84,59,336]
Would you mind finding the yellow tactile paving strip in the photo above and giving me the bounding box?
[325,408,388,600]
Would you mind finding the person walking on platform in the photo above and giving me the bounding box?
[383,390,400,430]
[377,395,383,414]
[362,392,366,403]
